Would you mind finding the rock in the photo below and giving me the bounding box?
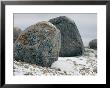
[13,27,22,43]
[14,21,61,67]
[89,39,97,50]
[49,16,84,57]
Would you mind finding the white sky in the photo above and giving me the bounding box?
[14,13,97,46]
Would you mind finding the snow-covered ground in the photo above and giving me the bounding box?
[13,48,97,76]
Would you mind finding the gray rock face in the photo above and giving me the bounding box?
[49,16,84,57]
[14,21,61,67]
[13,27,22,43]
[89,39,97,50]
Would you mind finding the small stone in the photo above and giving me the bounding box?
[89,39,97,50]
[14,21,61,67]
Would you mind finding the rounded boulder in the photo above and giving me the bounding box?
[49,16,84,57]
[14,21,61,67]
[89,39,97,50]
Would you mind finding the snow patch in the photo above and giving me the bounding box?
[51,60,75,72]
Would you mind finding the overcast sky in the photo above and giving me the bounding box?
[14,13,97,46]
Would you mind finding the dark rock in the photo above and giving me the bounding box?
[14,21,61,67]
[89,39,97,50]
[13,27,22,43]
[49,16,84,57]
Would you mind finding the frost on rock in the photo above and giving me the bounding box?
[14,48,97,76]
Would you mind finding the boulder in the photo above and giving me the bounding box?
[89,39,97,50]
[14,21,61,67]
[49,16,84,57]
[13,27,22,43]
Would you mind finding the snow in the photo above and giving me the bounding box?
[51,60,75,72]
[13,48,97,76]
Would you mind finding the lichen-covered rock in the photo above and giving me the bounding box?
[14,21,61,67]
[13,27,22,43]
[49,16,84,57]
[89,39,97,50]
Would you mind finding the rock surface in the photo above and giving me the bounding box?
[13,27,22,43]
[14,21,61,67]
[49,16,84,57]
[89,39,97,50]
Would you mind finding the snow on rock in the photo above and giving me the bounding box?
[13,48,97,76]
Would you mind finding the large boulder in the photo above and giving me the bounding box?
[49,16,84,57]
[89,39,97,50]
[13,27,22,43]
[14,21,61,67]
